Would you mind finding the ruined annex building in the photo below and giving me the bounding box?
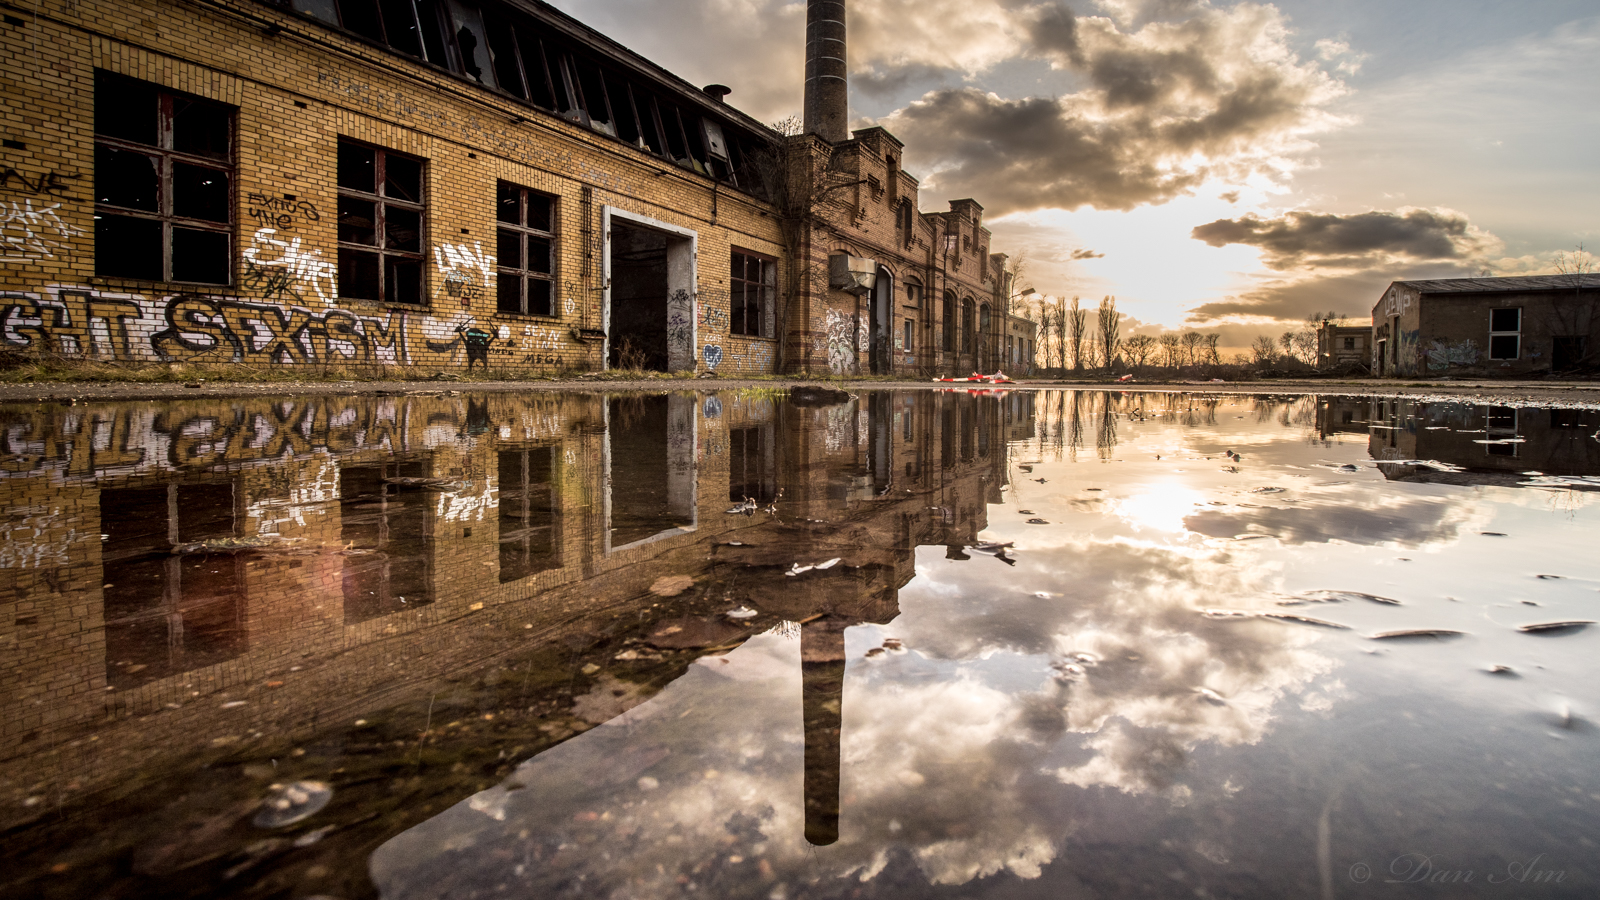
[0,0,1023,376]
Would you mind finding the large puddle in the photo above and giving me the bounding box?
[2,389,1597,898]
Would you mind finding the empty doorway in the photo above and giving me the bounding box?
[604,208,698,372]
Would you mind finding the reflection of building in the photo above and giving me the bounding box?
[0,387,1028,891]
[1370,275,1600,377]
[0,0,1018,377]
[1317,396,1600,487]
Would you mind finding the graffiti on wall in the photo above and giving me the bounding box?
[702,344,722,370]
[666,288,695,371]
[433,243,494,307]
[823,309,857,375]
[1,200,82,263]
[245,193,320,231]
[1380,287,1414,318]
[1398,328,1421,375]
[729,341,774,374]
[1425,339,1481,371]
[699,305,727,332]
[0,284,536,367]
[242,228,336,305]
[1,167,75,198]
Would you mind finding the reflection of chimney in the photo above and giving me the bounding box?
[801,616,846,845]
[803,0,847,143]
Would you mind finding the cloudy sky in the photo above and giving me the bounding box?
[548,0,1599,350]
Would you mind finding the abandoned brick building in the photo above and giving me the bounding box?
[1370,274,1600,377]
[0,0,1020,376]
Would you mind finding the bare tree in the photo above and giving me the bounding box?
[1096,296,1120,370]
[1181,331,1205,368]
[1251,334,1278,366]
[1067,297,1088,371]
[1158,333,1182,369]
[1125,334,1157,370]
[1203,333,1221,366]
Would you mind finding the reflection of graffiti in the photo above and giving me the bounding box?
[703,344,722,370]
[242,228,336,304]
[702,396,722,418]
[666,288,694,370]
[824,309,857,375]
[1425,339,1480,371]
[1,167,75,197]
[1,199,82,262]
[433,243,494,308]
[244,192,320,231]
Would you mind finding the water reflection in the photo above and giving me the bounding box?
[2,390,1597,899]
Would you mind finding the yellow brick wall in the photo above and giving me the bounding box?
[0,0,789,375]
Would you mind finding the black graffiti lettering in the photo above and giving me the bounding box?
[241,258,302,302]
[0,167,75,197]
[244,192,320,231]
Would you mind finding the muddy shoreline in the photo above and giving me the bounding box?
[4,376,1600,406]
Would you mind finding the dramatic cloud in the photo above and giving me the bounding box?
[1071,248,1106,259]
[880,3,1346,213]
[1190,208,1501,271]
[1185,207,1504,324]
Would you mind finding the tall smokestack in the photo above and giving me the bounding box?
[803,0,847,143]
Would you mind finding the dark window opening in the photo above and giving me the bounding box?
[339,460,434,622]
[728,426,776,503]
[1551,408,1583,429]
[94,71,234,284]
[337,140,427,304]
[730,249,774,338]
[1488,335,1519,360]
[499,447,559,582]
[483,9,527,98]
[1489,308,1521,333]
[496,181,556,316]
[1552,336,1586,371]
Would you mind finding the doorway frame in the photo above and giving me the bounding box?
[601,206,699,372]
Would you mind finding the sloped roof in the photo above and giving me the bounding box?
[1397,274,1600,293]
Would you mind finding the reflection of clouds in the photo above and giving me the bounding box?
[373,537,1335,897]
[1182,488,1491,546]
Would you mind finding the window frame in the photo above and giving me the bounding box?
[495,181,558,318]
[729,248,775,338]
[336,139,428,306]
[1488,306,1521,360]
[93,72,236,285]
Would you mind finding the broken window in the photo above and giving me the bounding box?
[93,71,234,285]
[337,140,426,304]
[499,446,560,582]
[496,181,556,316]
[730,249,774,338]
[1488,307,1520,360]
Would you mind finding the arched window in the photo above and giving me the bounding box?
[961,298,975,354]
[942,291,956,351]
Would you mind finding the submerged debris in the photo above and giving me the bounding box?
[1368,629,1466,640]
[1026,518,1050,525]
[1487,664,1517,676]
[723,606,759,620]
[786,558,842,576]
[1284,590,1403,606]
[648,575,695,597]
[253,781,332,829]
[1517,620,1595,635]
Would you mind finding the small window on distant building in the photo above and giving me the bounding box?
[730,249,774,337]
[496,181,556,316]
[903,319,913,352]
[337,140,426,304]
[1488,307,1520,360]
[94,71,234,284]
[1343,337,1356,350]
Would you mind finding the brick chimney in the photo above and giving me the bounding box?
[803,0,847,143]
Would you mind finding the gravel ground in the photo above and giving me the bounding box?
[3,376,1600,406]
